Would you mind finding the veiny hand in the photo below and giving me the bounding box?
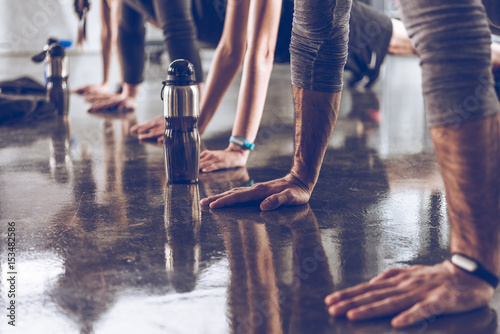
[73,83,108,97]
[87,93,136,113]
[129,116,165,142]
[325,261,494,328]
[200,173,311,211]
[200,148,250,172]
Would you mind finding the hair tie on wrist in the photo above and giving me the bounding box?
[229,136,255,150]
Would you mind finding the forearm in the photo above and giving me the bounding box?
[289,0,349,190]
[227,0,281,144]
[100,6,111,85]
[230,50,274,143]
[290,88,340,191]
[399,0,500,274]
[198,0,249,135]
[431,115,500,275]
[198,44,245,135]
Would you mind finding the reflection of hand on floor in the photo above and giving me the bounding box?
[130,116,165,142]
[325,261,495,328]
[259,204,311,228]
[199,167,251,197]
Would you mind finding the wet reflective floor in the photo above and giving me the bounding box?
[1,53,500,333]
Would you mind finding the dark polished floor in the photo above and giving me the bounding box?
[1,52,499,334]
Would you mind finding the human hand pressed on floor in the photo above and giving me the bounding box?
[200,147,250,172]
[200,173,311,211]
[73,83,108,97]
[87,93,136,113]
[130,116,165,142]
[325,261,494,328]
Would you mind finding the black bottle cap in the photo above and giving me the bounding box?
[48,44,65,58]
[165,59,196,85]
[47,37,59,46]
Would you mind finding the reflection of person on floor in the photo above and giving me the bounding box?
[215,205,333,333]
[84,0,204,113]
[73,0,122,97]
[49,117,166,332]
[202,0,500,329]
[130,2,417,167]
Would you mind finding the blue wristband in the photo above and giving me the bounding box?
[229,136,255,150]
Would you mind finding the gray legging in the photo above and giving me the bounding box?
[119,0,203,85]
[290,0,500,127]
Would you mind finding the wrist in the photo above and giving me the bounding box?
[450,243,500,277]
[444,260,496,294]
[227,143,250,155]
[449,253,499,288]
[288,171,314,194]
[290,165,317,193]
[229,136,255,151]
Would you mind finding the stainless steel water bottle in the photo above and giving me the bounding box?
[45,43,70,116]
[161,59,200,184]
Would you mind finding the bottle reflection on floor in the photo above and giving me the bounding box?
[49,116,72,184]
[164,183,201,293]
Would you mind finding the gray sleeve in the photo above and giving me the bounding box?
[400,0,500,127]
[290,0,352,92]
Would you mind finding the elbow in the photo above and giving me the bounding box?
[247,45,275,69]
[216,43,246,68]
